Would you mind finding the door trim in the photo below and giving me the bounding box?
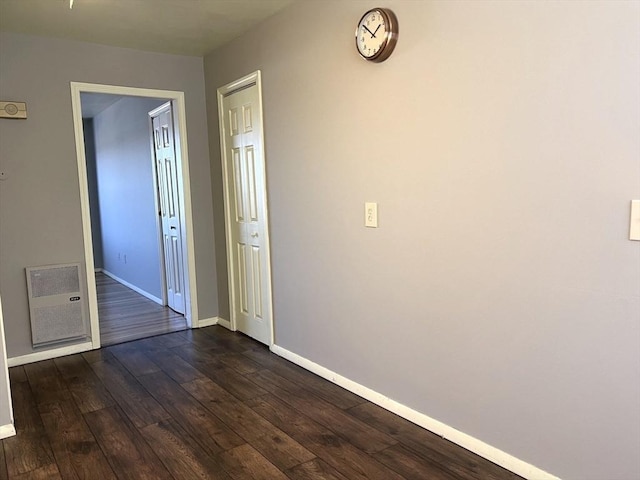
[70,82,199,350]
[217,71,275,346]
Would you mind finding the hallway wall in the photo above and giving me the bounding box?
[93,96,166,299]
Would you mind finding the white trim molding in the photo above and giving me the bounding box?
[101,270,163,305]
[196,317,235,329]
[0,423,15,440]
[8,341,94,367]
[216,317,233,330]
[270,344,561,480]
[196,317,219,328]
[0,294,14,438]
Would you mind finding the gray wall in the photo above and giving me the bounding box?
[93,96,166,298]
[83,118,104,270]
[0,32,219,358]
[204,1,640,479]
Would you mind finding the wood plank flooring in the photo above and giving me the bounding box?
[96,272,186,346]
[3,326,524,479]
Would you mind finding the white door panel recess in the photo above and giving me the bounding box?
[150,102,186,314]
[218,71,273,345]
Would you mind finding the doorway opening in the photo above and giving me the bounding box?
[71,82,199,349]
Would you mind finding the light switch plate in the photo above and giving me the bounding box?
[365,202,378,228]
[630,200,640,241]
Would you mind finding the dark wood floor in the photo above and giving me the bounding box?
[2,326,523,479]
[96,272,186,346]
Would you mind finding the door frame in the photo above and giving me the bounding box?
[217,70,275,346]
[70,82,199,350]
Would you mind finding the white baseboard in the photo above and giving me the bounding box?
[0,423,15,440]
[197,317,233,329]
[94,268,103,273]
[216,317,232,330]
[270,344,560,480]
[8,341,94,367]
[102,270,163,305]
[196,317,219,328]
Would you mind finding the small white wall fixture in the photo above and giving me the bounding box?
[70,82,200,350]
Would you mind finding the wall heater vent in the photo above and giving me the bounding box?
[26,263,88,347]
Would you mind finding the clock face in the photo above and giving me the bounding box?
[355,8,398,62]
[357,10,387,58]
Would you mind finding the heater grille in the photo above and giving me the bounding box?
[26,263,88,347]
[29,265,80,297]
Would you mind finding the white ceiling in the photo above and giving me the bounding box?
[0,0,295,56]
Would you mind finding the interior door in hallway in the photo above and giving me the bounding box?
[151,102,185,314]
[219,75,273,345]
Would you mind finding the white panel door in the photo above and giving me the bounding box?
[221,81,272,345]
[151,104,185,314]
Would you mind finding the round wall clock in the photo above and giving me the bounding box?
[355,7,399,63]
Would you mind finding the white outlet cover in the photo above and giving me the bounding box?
[365,202,378,228]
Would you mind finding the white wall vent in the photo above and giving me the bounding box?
[25,263,88,347]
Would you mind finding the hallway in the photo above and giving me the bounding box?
[96,272,186,346]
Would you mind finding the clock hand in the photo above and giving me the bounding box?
[362,25,376,38]
[373,24,381,36]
